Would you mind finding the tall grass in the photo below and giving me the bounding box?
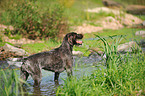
[0,69,24,96]
[56,36,145,96]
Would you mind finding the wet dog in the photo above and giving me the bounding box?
[20,32,83,87]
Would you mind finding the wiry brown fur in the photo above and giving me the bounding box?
[20,32,83,87]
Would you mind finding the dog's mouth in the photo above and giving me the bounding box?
[76,40,83,45]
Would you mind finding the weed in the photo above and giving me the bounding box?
[0,69,24,96]
[56,36,145,96]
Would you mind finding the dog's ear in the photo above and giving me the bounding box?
[68,35,74,45]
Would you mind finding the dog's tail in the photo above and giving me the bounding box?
[6,57,27,62]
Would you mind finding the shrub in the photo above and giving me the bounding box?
[1,0,68,40]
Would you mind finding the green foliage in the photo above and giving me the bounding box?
[56,36,145,96]
[22,40,61,54]
[1,0,68,40]
[0,69,24,96]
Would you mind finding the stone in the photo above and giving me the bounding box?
[135,31,145,36]
[117,41,140,52]
[72,24,103,34]
[143,21,145,26]
[102,0,123,8]
[126,5,145,15]
[119,13,143,26]
[86,7,123,15]
[0,24,14,31]
[86,7,143,27]
[101,16,123,29]
[72,51,83,56]
[3,43,29,56]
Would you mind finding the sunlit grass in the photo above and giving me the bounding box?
[56,35,145,96]
[0,69,24,96]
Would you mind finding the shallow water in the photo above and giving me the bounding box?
[1,39,144,96]
[0,54,102,96]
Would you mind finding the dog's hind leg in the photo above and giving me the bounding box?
[20,65,29,82]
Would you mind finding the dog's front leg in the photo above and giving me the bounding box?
[66,68,73,77]
[66,60,73,78]
[54,72,60,81]
[54,72,60,85]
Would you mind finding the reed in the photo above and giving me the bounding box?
[0,69,24,96]
[56,36,145,96]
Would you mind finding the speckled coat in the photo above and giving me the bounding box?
[20,32,83,87]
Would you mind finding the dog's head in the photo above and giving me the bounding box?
[65,32,83,46]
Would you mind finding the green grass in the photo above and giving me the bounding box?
[83,28,145,51]
[21,28,144,56]
[0,69,24,96]
[22,40,61,54]
[56,36,145,96]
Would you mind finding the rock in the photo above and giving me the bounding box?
[102,0,123,8]
[139,40,145,47]
[135,31,145,37]
[126,5,145,15]
[86,7,123,15]
[72,24,103,34]
[101,16,124,29]
[117,41,140,52]
[86,7,143,27]
[0,24,14,31]
[72,51,83,56]
[143,21,145,26]
[119,13,143,26]
[3,43,29,56]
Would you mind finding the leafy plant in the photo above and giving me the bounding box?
[0,69,24,96]
[56,36,145,96]
[1,0,68,40]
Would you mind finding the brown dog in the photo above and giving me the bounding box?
[20,32,83,87]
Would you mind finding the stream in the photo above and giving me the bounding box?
[0,39,144,96]
[0,53,103,96]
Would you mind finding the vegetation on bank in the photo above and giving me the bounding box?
[0,0,68,40]
[0,0,144,41]
[56,36,145,96]
[0,69,24,96]
[0,0,145,95]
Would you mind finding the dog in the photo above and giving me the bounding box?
[20,32,83,87]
